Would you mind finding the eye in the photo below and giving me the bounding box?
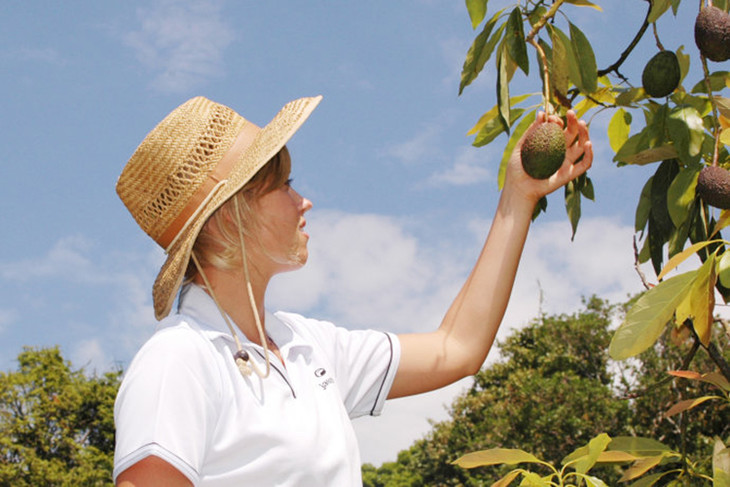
[284,178,294,187]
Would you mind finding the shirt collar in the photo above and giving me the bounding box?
[173,284,312,357]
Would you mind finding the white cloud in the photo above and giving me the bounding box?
[0,235,98,282]
[383,124,443,166]
[0,309,17,333]
[72,339,107,373]
[124,0,234,93]
[422,146,492,187]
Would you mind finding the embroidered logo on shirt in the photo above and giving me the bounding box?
[319,377,335,390]
[314,367,326,377]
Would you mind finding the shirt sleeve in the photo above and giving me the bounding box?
[113,324,222,485]
[276,312,401,419]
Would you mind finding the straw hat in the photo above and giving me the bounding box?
[116,95,322,320]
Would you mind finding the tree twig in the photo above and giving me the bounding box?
[620,336,700,400]
[596,1,652,80]
[633,236,653,290]
[700,53,722,167]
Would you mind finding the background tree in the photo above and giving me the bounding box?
[364,297,633,486]
[0,347,120,487]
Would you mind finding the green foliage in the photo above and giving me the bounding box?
[0,347,121,486]
[365,298,634,486]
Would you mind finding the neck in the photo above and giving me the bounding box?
[194,265,270,346]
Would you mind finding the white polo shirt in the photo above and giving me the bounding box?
[114,284,400,486]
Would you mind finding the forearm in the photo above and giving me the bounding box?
[439,187,537,373]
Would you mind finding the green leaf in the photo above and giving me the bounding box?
[569,22,597,93]
[498,111,535,189]
[619,455,666,482]
[648,160,679,274]
[578,474,609,487]
[713,439,730,487]
[676,46,690,85]
[473,108,525,147]
[658,239,723,281]
[459,10,505,94]
[665,395,720,417]
[666,166,699,228]
[466,0,488,29]
[717,249,730,288]
[626,471,675,487]
[493,470,522,487]
[565,179,581,240]
[505,7,528,76]
[690,71,730,94]
[548,24,582,94]
[608,437,672,457]
[547,31,569,101]
[581,176,595,200]
[609,270,697,360]
[467,93,532,135]
[563,0,602,10]
[497,43,511,131]
[636,177,653,233]
[666,105,704,164]
[563,433,612,474]
[452,448,544,468]
[648,0,672,23]
[688,253,716,345]
[608,108,631,153]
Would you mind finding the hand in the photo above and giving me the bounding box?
[503,110,593,205]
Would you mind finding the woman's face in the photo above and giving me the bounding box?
[249,179,312,275]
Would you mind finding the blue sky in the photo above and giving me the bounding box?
[0,0,720,465]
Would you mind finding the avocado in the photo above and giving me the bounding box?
[697,165,730,209]
[641,51,681,98]
[520,122,566,180]
[695,5,730,62]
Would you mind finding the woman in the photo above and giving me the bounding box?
[113,95,592,486]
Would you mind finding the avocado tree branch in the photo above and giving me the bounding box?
[688,321,730,382]
[525,0,566,44]
[700,53,722,167]
[619,336,700,400]
[596,1,652,81]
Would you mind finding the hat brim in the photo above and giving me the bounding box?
[152,95,322,319]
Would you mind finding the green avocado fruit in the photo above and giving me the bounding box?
[520,122,566,180]
[694,5,730,62]
[641,51,680,98]
[697,165,730,209]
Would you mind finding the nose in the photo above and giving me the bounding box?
[302,196,313,213]
[292,187,313,212]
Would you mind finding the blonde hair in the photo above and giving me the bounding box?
[185,147,292,278]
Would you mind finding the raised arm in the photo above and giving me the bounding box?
[389,111,593,399]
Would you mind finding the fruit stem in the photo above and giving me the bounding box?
[529,37,552,117]
[525,0,566,44]
[651,22,665,51]
[700,51,721,167]
[523,0,564,117]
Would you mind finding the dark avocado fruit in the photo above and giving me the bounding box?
[694,5,730,62]
[697,165,730,209]
[641,50,681,98]
[520,122,566,180]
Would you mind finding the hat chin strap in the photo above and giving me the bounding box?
[190,197,271,379]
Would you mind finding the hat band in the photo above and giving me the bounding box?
[156,120,261,250]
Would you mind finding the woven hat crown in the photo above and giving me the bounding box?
[116,97,246,247]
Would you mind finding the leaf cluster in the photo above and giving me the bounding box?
[0,347,121,486]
